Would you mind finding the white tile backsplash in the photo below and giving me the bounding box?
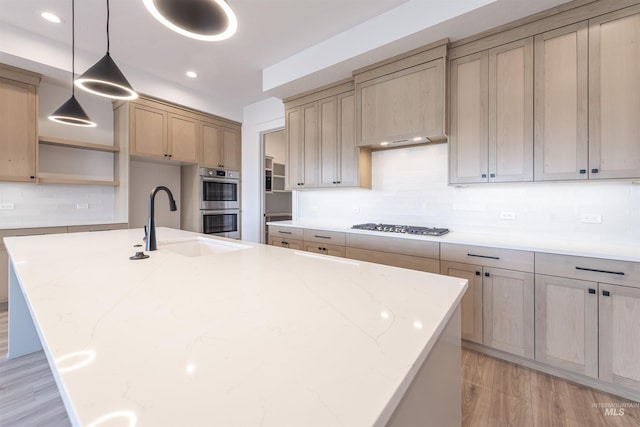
[0,182,115,227]
[296,143,640,246]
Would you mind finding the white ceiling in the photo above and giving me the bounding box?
[0,0,576,119]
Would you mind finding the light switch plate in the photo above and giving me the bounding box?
[0,203,14,210]
[76,203,89,209]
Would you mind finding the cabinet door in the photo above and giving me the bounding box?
[304,243,345,257]
[599,283,640,392]
[440,261,483,344]
[285,106,303,189]
[337,92,362,187]
[449,51,489,184]
[167,113,198,163]
[319,96,338,187]
[488,38,534,182]
[221,128,241,170]
[359,59,444,145]
[302,103,319,188]
[483,267,534,358]
[131,102,167,158]
[589,6,640,179]
[535,274,598,377]
[534,23,588,181]
[201,121,223,168]
[0,79,37,182]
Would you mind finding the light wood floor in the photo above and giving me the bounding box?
[1,306,638,426]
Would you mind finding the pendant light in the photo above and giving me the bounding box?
[49,0,96,127]
[143,0,237,41]
[75,0,137,100]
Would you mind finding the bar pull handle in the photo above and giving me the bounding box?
[277,230,292,235]
[314,235,331,239]
[467,253,500,260]
[575,267,624,276]
[588,288,596,294]
[602,290,611,297]
[475,271,481,276]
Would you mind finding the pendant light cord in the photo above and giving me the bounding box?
[106,0,110,54]
[71,0,75,96]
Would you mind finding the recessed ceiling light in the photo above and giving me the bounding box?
[41,11,62,23]
[186,71,198,78]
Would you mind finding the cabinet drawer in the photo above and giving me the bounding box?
[303,229,346,245]
[535,252,640,287]
[440,243,534,272]
[304,242,346,258]
[347,247,439,274]
[269,226,304,240]
[0,226,67,240]
[346,233,439,258]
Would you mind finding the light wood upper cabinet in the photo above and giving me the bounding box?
[354,41,447,148]
[167,112,198,163]
[535,274,598,377]
[286,102,318,189]
[589,6,640,180]
[285,80,370,190]
[201,122,241,170]
[449,38,533,183]
[0,65,41,183]
[449,51,489,184]
[534,23,589,181]
[488,38,534,182]
[130,99,198,162]
[130,101,167,159]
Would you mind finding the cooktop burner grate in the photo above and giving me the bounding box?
[351,223,449,236]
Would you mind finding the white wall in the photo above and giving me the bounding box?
[296,143,640,246]
[129,161,181,229]
[241,97,285,242]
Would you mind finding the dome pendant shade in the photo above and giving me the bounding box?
[143,0,237,41]
[75,53,138,100]
[48,95,97,127]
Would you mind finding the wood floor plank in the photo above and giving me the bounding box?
[462,379,491,426]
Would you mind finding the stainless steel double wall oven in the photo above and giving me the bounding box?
[200,168,240,239]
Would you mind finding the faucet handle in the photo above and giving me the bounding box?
[143,225,147,241]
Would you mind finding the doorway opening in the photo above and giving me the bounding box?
[261,129,291,243]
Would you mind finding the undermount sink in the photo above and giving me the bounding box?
[159,237,250,257]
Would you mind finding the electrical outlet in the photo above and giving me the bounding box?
[500,211,516,220]
[0,203,14,210]
[580,213,602,223]
[76,203,89,209]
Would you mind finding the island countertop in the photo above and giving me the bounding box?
[4,227,467,427]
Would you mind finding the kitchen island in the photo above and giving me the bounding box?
[5,227,467,427]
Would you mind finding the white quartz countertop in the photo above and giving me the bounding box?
[4,227,467,427]
[267,221,640,263]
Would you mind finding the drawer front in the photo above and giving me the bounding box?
[303,229,346,245]
[68,223,128,233]
[535,252,640,287]
[269,236,303,250]
[304,242,346,258]
[441,243,534,272]
[269,225,304,240]
[346,233,439,258]
[347,247,439,274]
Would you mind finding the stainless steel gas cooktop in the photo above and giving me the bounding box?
[351,223,449,236]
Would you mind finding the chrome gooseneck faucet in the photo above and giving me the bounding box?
[146,186,177,251]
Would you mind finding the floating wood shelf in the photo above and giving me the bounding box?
[38,136,120,153]
[37,177,120,186]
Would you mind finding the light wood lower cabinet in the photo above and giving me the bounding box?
[304,242,346,258]
[599,283,640,392]
[440,261,483,343]
[535,274,598,377]
[348,247,439,274]
[483,267,534,358]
